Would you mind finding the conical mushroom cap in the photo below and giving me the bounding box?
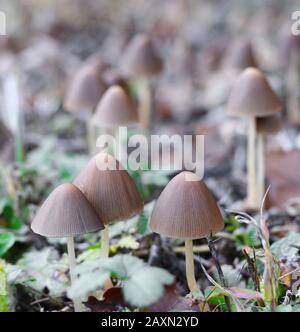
[150,172,224,239]
[224,41,258,70]
[121,34,162,78]
[226,68,282,117]
[256,115,282,134]
[73,153,143,224]
[92,85,138,128]
[31,184,104,237]
[64,59,107,112]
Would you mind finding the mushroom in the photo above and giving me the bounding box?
[226,67,282,209]
[223,40,258,71]
[63,56,108,154]
[90,85,138,155]
[73,152,143,259]
[120,34,162,130]
[150,171,230,311]
[31,183,104,312]
[256,115,282,204]
[63,56,107,114]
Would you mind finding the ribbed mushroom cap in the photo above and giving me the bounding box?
[226,68,282,117]
[150,172,224,239]
[224,41,258,70]
[120,34,162,78]
[64,60,107,112]
[73,153,143,224]
[92,85,138,128]
[256,115,283,134]
[31,184,104,237]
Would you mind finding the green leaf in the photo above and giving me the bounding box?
[0,260,9,312]
[271,232,300,257]
[0,233,15,257]
[123,267,174,307]
[137,212,149,235]
[9,248,68,297]
[277,304,293,312]
[69,254,174,308]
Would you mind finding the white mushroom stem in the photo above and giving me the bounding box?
[286,52,300,125]
[247,116,258,209]
[100,226,110,258]
[185,239,199,292]
[138,78,151,130]
[67,236,83,312]
[100,226,114,289]
[257,132,265,205]
[185,239,208,312]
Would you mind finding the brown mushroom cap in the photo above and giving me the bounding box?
[73,153,143,224]
[120,34,162,78]
[256,115,283,134]
[226,67,282,117]
[224,40,258,70]
[31,183,104,237]
[92,85,138,128]
[150,172,224,239]
[64,58,107,112]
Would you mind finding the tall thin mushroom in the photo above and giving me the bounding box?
[73,152,143,260]
[120,34,162,130]
[280,35,300,126]
[226,67,282,209]
[31,183,104,312]
[150,171,229,311]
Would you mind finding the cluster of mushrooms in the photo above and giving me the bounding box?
[31,33,287,312]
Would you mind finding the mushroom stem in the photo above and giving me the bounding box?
[286,54,300,125]
[257,132,265,205]
[185,239,208,312]
[100,226,114,289]
[207,237,231,312]
[100,226,110,258]
[67,236,83,312]
[138,78,151,130]
[185,239,199,292]
[247,116,258,209]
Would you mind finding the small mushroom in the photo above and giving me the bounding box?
[90,85,138,155]
[73,152,143,259]
[93,85,138,129]
[31,183,104,312]
[226,67,282,209]
[150,171,230,311]
[223,40,258,71]
[256,115,282,204]
[120,34,162,130]
[64,56,108,155]
[63,56,107,113]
